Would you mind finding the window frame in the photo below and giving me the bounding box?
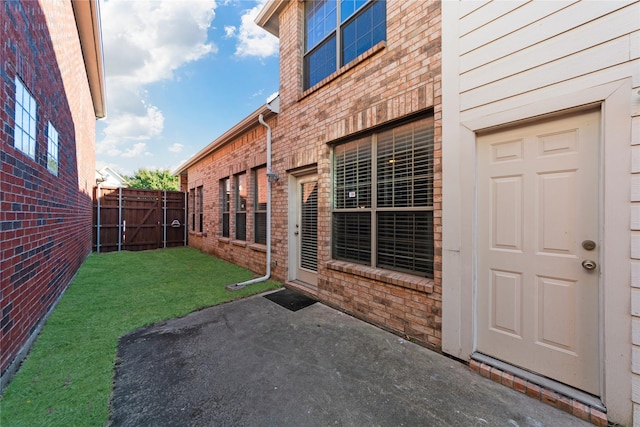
[303,0,386,90]
[13,76,37,159]
[234,173,247,241]
[254,166,267,245]
[196,185,204,233]
[46,122,59,175]
[189,188,196,232]
[221,178,230,238]
[331,116,434,278]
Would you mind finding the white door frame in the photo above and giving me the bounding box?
[287,167,318,286]
[475,110,601,395]
[441,78,632,420]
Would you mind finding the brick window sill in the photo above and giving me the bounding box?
[326,260,434,294]
[249,243,267,253]
[298,41,387,102]
[218,237,230,244]
[231,240,247,248]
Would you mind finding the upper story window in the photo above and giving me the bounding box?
[304,0,386,90]
[14,76,37,159]
[46,122,59,175]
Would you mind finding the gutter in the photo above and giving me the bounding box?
[71,0,107,118]
[227,99,279,290]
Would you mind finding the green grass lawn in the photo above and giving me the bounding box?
[0,247,280,426]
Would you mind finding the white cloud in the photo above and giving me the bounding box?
[98,0,218,160]
[102,0,218,83]
[168,143,184,153]
[233,1,279,58]
[224,25,236,38]
[122,143,151,158]
[97,100,165,157]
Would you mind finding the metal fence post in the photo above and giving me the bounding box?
[163,190,167,249]
[118,187,122,252]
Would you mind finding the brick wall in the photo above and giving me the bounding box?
[271,0,442,349]
[185,0,442,348]
[0,0,96,385]
[184,117,278,278]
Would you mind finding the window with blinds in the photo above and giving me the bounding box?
[332,117,434,278]
[197,185,204,233]
[300,181,319,271]
[189,188,196,232]
[235,173,247,241]
[254,166,267,245]
[221,178,230,237]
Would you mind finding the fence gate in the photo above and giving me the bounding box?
[93,187,187,253]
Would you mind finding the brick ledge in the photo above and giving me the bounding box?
[469,356,607,426]
[325,260,433,293]
[298,41,387,101]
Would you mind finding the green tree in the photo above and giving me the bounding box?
[127,168,179,191]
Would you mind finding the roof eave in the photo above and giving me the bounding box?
[255,0,288,38]
[72,0,107,119]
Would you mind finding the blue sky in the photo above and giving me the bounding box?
[96,0,279,176]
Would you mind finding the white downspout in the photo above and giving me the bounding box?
[227,113,277,290]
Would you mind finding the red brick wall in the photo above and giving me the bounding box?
[0,0,97,384]
[184,119,276,277]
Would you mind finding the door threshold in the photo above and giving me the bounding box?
[471,353,605,413]
[286,280,317,294]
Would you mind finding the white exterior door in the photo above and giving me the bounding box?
[294,175,318,286]
[476,110,600,395]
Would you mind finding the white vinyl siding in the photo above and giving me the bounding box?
[458,1,638,117]
[441,1,639,423]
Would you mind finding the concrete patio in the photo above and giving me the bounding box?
[108,289,591,426]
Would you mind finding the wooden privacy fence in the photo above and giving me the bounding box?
[93,187,187,253]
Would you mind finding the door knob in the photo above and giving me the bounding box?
[581,260,597,270]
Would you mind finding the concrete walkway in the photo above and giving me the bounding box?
[108,289,591,426]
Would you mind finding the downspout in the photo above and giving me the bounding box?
[96,184,101,253]
[227,113,278,290]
